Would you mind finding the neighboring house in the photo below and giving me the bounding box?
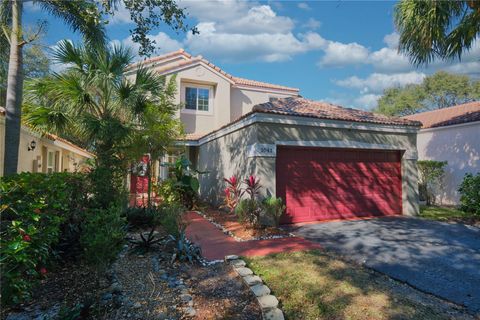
[131,49,422,223]
[0,108,93,176]
[404,102,480,205]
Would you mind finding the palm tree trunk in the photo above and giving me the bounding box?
[3,0,23,176]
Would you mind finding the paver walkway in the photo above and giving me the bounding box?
[185,211,321,260]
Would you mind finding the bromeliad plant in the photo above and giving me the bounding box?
[222,175,243,213]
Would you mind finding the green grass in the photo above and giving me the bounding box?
[419,205,477,223]
[246,250,457,320]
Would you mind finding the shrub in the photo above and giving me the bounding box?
[80,206,126,268]
[235,198,261,226]
[458,172,480,216]
[244,175,261,201]
[123,206,161,229]
[417,160,447,205]
[157,179,181,205]
[222,175,243,213]
[159,203,186,238]
[262,196,286,227]
[0,173,89,305]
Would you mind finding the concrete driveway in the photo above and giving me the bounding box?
[287,216,480,314]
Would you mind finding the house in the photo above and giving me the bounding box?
[404,102,480,205]
[131,49,421,223]
[0,108,93,176]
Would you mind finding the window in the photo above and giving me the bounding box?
[185,86,210,111]
[47,151,54,173]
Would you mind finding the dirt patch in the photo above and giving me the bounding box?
[185,263,262,320]
[203,208,290,241]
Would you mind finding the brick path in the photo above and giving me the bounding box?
[185,211,321,260]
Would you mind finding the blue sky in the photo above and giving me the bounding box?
[24,0,480,110]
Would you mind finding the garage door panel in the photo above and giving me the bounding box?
[277,147,402,224]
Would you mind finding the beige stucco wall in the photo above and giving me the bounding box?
[0,117,92,176]
[230,88,296,121]
[416,121,479,205]
[195,118,419,216]
[195,123,258,204]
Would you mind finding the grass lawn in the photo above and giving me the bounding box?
[419,205,478,225]
[246,250,465,320]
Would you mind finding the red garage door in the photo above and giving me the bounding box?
[276,147,402,224]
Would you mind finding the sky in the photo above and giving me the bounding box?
[24,0,480,110]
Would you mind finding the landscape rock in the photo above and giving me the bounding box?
[243,275,262,286]
[185,306,196,317]
[250,284,271,297]
[180,294,193,302]
[264,308,285,320]
[109,282,122,293]
[229,259,246,268]
[225,255,239,261]
[258,295,279,310]
[133,302,142,309]
[236,267,253,277]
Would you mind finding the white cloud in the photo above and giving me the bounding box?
[319,41,369,67]
[354,94,381,109]
[336,72,426,94]
[297,2,311,10]
[302,18,321,30]
[111,32,182,59]
[383,32,399,48]
[107,3,133,25]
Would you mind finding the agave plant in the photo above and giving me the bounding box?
[129,227,164,253]
[167,232,202,264]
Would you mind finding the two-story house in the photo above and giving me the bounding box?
[127,49,422,224]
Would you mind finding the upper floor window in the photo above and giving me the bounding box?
[185,86,210,112]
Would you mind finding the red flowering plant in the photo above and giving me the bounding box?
[244,175,261,201]
[222,175,243,213]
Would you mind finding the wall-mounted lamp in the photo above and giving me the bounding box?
[27,140,36,151]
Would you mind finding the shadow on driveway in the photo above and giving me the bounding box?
[286,216,480,314]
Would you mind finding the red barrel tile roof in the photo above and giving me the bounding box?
[403,101,480,128]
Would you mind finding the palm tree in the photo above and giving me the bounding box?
[395,0,480,65]
[1,0,106,176]
[25,40,180,207]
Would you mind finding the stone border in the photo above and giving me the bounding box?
[225,255,284,320]
[194,210,295,242]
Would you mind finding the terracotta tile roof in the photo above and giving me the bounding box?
[125,49,299,93]
[125,49,191,71]
[1,108,94,157]
[178,133,207,141]
[403,101,480,128]
[254,97,421,127]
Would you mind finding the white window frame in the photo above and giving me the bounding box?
[47,150,55,173]
[180,83,214,115]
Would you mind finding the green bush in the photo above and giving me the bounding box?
[157,179,181,205]
[235,198,261,226]
[123,206,160,229]
[0,173,89,305]
[262,196,286,227]
[458,172,480,216]
[417,160,447,205]
[159,203,185,238]
[80,206,126,268]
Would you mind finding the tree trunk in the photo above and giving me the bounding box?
[3,0,23,176]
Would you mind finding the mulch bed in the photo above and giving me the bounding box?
[184,263,262,320]
[2,226,262,320]
[203,208,290,241]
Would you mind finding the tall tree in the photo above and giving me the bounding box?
[395,0,480,65]
[375,71,480,116]
[25,40,181,207]
[1,0,106,176]
[2,0,196,176]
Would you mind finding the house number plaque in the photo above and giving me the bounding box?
[247,144,276,158]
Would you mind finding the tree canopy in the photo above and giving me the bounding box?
[395,0,480,65]
[374,71,480,116]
